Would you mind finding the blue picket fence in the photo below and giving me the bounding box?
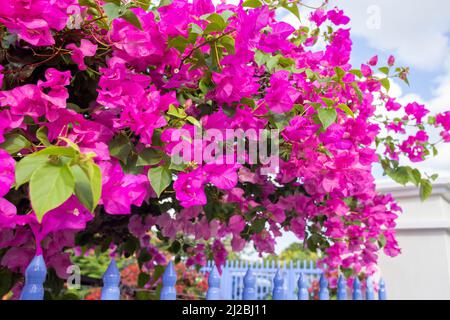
[201,260,322,300]
[19,255,387,300]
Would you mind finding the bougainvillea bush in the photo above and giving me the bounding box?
[0,0,449,298]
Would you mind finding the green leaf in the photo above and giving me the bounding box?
[36,126,51,147]
[334,67,346,81]
[103,3,122,21]
[250,219,266,233]
[408,168,422,186]
[138,272,150,288]
[242,0,262,8]
[102,0,122,5]
[349,69,363,78]
[167,104,187,118]
[206,13,227,29]
[169,159,187,172]
[204,22,225,34]
[380,78,390,91]
[0,133,31,154]
[321,97,335,108]
[318,108,337,130]
[266,55,279,71]
[121,10,142,30]
[0,268,13,297]
[148,166,172,198]
[29,163,75,222]
[337,103,355,118]
[220,10,235,22]
[186,116,201,127]
[351,82,363,103]
[152,265,165,283]
[158,0,172,7]
[136,148,163,166]
[379,67,390,75]
[135,0,150,10]
[388,166,409,185]
[419,179,432,201]
[282,2,300,21]
[219,35,235,54]
[32,146,77,158]
[15,155,49,188]
[190,23,203,34]
[109,134,132,164]
[168,36,189,53]
[168,240,181,254]
[71,163,102,212]
[254,51,269,67]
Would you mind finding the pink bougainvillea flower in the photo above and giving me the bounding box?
[388,55,396,66]
[100,161,149,215]
[436,112,450,142]
[228,215,245,234]
[309,9,327,26]
[0,149,15,197]
[386,98,402,112]
[265,70,300,114]
[173,168,207,208]
[361,64,373,77]
[0,0,76,46]
[405,102,430,124]
[211,64,259,104]
[109,8,169,71]
[192,0,215,16]
[203,162,240,190]
[368,55,378,66]
[66,39,98,71]
[257,21,295,53]
[327,8,350,25]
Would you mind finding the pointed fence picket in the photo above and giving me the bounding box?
[101,260,121,300]
[20,255,46,300]
[19,255,388,301]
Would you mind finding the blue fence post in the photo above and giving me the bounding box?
[366,277,375,300]
[206,265,221,300]
[297,273,309,300]
[243,268,256,300]
[20,255,47,300]
[101,259,121,300]
[378,278,387,300]
[337,275,347,300]
[352,278,363,300]
[222,261,232,300]
[272,269,285,300]
[160,261,177,300]
[287,261,295,300]
[318,274,329,300]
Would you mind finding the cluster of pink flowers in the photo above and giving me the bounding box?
[0,0,77,46]
[436,111,450,142]
[0,0,449,292]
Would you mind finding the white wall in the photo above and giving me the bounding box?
[378,180,450,300]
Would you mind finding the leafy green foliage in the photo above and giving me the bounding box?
[318,108,337,130]
[0,133,31,154]
[15,138,103,221]
[30,162,75,221]
[148,166,172,197]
